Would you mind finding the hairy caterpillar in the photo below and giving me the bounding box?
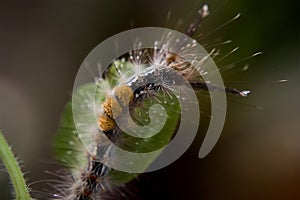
[49,4,254,200]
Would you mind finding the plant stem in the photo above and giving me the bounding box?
[0,130,32,200]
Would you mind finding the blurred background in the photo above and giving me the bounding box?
[0,0,299,199]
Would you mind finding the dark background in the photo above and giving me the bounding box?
[0,0,299,199]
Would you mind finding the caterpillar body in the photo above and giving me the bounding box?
[50,4,251,200]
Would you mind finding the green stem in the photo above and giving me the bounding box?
[0,130,32,200]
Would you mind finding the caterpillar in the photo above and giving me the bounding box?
[50,4,252,200]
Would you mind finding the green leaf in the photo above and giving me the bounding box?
[53,101,88,172]
[54,60,181,184]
